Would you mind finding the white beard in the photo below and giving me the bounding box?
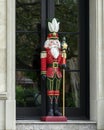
[50,47,59,59]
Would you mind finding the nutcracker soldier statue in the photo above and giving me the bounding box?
[41,18,67,121]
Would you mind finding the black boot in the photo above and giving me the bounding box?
[47,97,54,116]
[54,98,62,116]
[48,108,54,116]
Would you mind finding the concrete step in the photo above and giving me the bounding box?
[16,120,96,130]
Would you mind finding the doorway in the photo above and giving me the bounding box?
[16,0,89,119]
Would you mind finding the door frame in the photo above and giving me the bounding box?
[6,0,104,129]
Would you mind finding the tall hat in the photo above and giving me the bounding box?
[47,18,60,39]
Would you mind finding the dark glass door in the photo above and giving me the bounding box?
[16,0,89,119]
[16,0,42,119]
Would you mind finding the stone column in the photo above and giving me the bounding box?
[0,0,16,129]
[96,0,104,129]
[0,0,7,129]
[6,0,16,129]
[90,0,104,129]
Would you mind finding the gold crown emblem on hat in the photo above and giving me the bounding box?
[47,18,60,39]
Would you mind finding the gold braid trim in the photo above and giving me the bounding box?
[47,78,54,90]
[41,71,46,75]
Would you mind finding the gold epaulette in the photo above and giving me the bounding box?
[41,51,47,58]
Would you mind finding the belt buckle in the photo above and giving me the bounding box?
[53,62,58,68]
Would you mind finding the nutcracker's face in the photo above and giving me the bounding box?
[44,39,60,49]
[44,39,61,59]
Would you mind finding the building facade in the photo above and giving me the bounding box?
[0,0,104,130]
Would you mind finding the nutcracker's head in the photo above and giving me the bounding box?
[44,18,61,49]
[44,39,60,49]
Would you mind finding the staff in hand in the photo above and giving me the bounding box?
[62,37,68,116]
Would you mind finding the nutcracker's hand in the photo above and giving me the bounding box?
[61,64,67,69]
[41,74,46,80]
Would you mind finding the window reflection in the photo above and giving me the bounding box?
[16,0,41,115]
[55,0,79,32]
[55,0,80,108]
[16,71,41,107]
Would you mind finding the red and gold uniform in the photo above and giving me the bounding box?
[41,38,66,116]
[41,18,67,116]
[41,48,62,78]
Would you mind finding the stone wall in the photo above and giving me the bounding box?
[90,0,104,129]
[0,0,7,129]
[0,0,6,92]
[0,0,16,130]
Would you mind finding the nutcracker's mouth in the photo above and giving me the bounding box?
[51,45,58,48]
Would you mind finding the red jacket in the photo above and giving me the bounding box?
[41,48,66,78]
